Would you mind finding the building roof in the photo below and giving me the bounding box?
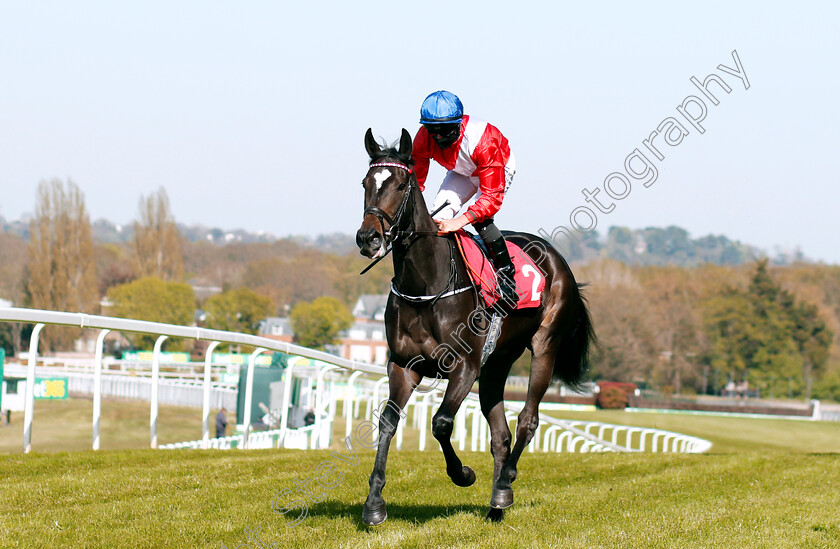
[259,317,294,336]
[352,294,389,320]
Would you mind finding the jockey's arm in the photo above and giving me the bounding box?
[436,165,504,233]
[464,164,505,223]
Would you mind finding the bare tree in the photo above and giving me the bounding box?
[25,179,98,350]
[132,188,184,281]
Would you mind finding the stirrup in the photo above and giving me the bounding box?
[495,266,519,305]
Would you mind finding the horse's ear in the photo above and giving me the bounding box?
[364,128,380,159]
[399,128,413,158]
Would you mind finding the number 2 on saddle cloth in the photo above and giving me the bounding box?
[453,230,546,310]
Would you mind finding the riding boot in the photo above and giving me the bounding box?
[476,221,519,306]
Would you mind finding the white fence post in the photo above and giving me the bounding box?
[242,347,266,450]
[23,323,45,454]
[314,364,342,449]
[150,335,168,449]
[202,341,221,449]
[92,329,110,450]
[345,371,364,440]
[277,356,300,449]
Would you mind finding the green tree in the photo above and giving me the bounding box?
[782,296,833,398]
[106,276,195,350]
[203,287,273,335]
[813,370,840,402]
[290,296,353,350]
[703,287,755,390]
[703,260,831,397]
[132,188,184,281]
[25,179,98,350]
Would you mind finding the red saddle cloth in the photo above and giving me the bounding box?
[455,230,546,309]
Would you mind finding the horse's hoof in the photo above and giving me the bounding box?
[490,487,513,509]
[451,465,476,487]
[487,507,505,522]
[362,502,387,526]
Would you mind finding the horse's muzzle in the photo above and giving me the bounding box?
[356,227,384,259]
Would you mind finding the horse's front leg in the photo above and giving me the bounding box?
[432,369,479,488]
[362,362,417,526]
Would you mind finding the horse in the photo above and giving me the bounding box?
[355,128,595,524]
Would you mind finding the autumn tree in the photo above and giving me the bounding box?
[202,287,273,335]
[25,179,98,350]
[106,276,195,350]
[0,232,26,303]
[96,242,135,295]
[641,266,704,394]
[0,232,27,356]
[577,260,658,383]
[290,296,353,350]
[132,188,184,281]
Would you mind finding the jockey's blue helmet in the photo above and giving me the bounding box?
[419,90,463,124]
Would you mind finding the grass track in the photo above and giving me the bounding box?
[0,398,233,454]
[2,400,840,547]
[540,409,840,453]
[1,449,839,548]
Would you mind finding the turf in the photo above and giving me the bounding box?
[2,400,839,548]
[540,409,840,454]
[1,450,838,548]
[0,398,233,454]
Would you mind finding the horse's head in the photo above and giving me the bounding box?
[356,128,415,259]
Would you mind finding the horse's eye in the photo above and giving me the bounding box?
[397,182,407,190]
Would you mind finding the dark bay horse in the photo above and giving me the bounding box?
[355,128,594,524]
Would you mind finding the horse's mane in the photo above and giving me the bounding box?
[371,138,414,167]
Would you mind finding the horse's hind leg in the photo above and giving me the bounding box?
[432,369,479,488]
[362,362,417,526]
[479,356,514,521]
[491,345,555,509]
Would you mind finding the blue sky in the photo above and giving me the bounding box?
[1,1,838,263]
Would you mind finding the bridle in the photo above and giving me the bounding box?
[362,161,416,245]
[361,159,477,305]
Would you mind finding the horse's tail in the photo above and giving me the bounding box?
[553,283,596,390]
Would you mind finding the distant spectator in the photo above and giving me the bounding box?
[215,408,228,438]
[304,408,315,426]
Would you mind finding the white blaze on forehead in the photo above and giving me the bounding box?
[373,169,392,191]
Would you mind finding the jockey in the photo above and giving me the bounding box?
[411,90,519,303]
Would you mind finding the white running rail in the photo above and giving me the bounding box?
[0,307,712,454]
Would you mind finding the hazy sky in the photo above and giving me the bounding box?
[1,2,838,263]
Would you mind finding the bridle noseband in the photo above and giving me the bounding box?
[363,161,415,244]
